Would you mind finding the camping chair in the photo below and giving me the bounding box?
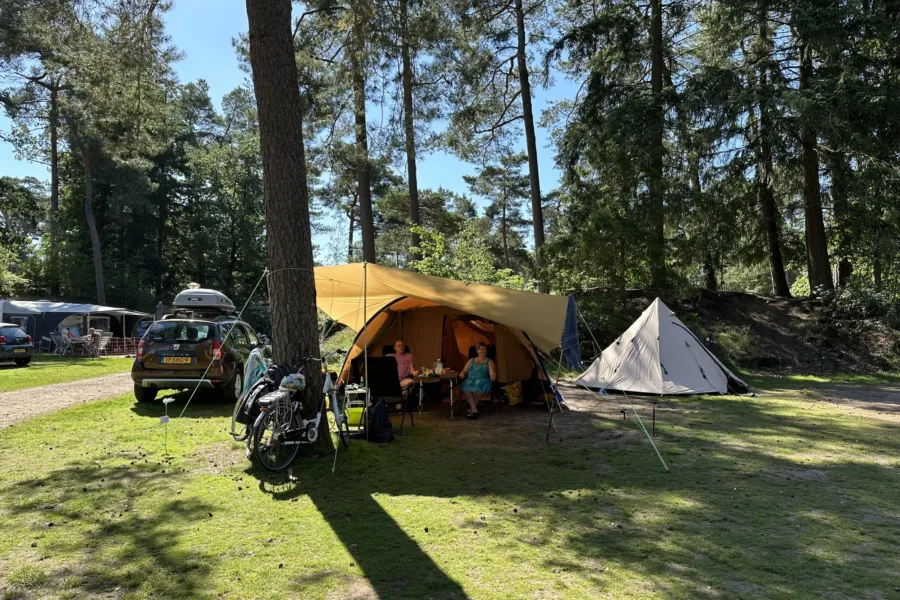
[40,336,52,353]
[52,331,73,356]
[365,356,416,435]
[380,344,422,412]
[456,345,501,416]
[81,334,97,357]
[97,332,113,358]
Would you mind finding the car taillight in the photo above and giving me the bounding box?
[212,341,222,360]
[0,336,5,344]
[26,335,32,343]
[137,340,144,360]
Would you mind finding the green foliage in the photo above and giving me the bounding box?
[715,326,759,368]
[0,244,27,295]
[790,275,811,299]
[824,287,900,329]
[463,152,532,272]
[409,222,531,290]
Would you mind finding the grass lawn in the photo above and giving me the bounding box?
[1,377,899,599]
[0,356,132,393]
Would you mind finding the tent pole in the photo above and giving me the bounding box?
[363,262,369,442]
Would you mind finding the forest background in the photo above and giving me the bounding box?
[2,0,899,340]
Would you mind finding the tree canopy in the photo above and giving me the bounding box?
[2,0,900,321]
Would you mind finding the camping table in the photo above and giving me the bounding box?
[345,387,370,433]
[413,371,459,418]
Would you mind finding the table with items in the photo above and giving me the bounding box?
[413,369,460,418]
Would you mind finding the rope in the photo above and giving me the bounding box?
[543,303,670,472]
[177,268,269,418]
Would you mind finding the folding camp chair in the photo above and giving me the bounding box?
[97,332,112,357]
[51,332,73,356]
[454,345,501,416]
[365,356,416,435]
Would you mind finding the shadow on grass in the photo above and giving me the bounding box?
[129,389,235,420]
[239,389,900,599]
[3,380,899,599]
[2,464,217,599]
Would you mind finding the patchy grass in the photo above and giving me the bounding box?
[0,356,132,393]
[1,376,899,599]
[746,371,900,388]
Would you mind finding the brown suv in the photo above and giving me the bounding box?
[131,317,263,403]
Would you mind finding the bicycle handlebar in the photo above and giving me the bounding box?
[295,349,346,372]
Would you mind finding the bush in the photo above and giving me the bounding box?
[790,275,810,298]
[825,287,900,329]
[715,326,758,367]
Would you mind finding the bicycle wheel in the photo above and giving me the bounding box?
[253,411,300,472]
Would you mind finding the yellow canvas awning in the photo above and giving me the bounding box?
[314,263,569,352]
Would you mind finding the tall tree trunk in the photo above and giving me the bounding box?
[827,151,852,287]
[798,43,833,294]
[351,6,377,263]
[703,254,718,292]
[647,0,666,289]
[501,198,509,268]
[245,0,322,417]
[399,0,421,259]
[227,218,237,292]
[156,166,168,299]
[687,145,717,293]
[80,147,106,304]
[513,0,546,292]
[347,199,357,262]
[757,7,791,297]
[873,253,881,289]
[49,84,60,296]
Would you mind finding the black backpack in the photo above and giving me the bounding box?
[366,400,394,443]
[236,364,294,425]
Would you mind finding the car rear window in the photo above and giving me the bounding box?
[0,327,26,338]
[147,321,214,343]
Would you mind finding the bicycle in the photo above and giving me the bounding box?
[251,350,351,471]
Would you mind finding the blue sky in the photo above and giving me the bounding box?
[0,0,576,258]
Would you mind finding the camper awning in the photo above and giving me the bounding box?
[314,263,569,352]
[1,300,150,317]
[0,300,41,316]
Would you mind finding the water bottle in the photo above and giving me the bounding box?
[435,359,443,375]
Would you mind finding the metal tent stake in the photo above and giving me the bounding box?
[162,397,175,455]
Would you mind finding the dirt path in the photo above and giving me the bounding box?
[0,372,133,429]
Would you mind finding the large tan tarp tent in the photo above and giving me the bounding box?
[574,298,747,395]
[313,263,570,386]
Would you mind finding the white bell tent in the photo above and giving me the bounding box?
[575,298,747,395]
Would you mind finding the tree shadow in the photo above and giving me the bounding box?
[129,389,234,420]
[1,463,217,599]
[240,383,900,599]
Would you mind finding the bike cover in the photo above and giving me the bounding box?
[242,348,270,400]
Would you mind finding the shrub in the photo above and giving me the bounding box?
[715,326,758,367]
[825,287,900,329]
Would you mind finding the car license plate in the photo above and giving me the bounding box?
[162,356,192,365]
[13,348,26,354]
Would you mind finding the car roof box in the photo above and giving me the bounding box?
[172,284,236,313]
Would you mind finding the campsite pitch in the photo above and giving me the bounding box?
[0,355,132,393]
[0,377,899,599]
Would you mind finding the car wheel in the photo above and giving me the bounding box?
[134,384,158,403]
[221,368,243,404]
[14,358,31,367]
